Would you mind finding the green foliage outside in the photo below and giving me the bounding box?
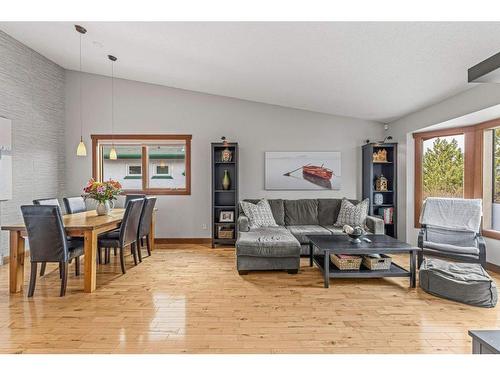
[422,137,464,199]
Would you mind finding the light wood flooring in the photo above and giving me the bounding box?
[0,244,499,354]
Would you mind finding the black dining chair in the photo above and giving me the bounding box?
[63,196,87,214]
[125,194,146,208]
[98,198,144,274]
[136,197,157,261]
[21,205,84,297]
[33,198,75,277]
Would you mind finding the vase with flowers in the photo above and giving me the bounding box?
[83,178,123,216]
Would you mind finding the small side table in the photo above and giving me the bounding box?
[469,330,500,354]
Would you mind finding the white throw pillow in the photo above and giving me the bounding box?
[240,199,278,229]
[334,198,369,227]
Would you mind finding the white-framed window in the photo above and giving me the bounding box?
[127,164,142,177]
[156,164,170,176]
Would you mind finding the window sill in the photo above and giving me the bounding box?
[124,176,142,180]
[151,175,173,179]
[121,189,190,196]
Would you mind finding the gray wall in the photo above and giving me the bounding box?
[0,30,66,260]
[388,84,500,266]
[65,70,384,239]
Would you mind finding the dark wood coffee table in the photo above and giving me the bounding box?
[307,234,419,288]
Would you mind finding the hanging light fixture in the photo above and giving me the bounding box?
[75,25,87,156]
[108,54,118,160]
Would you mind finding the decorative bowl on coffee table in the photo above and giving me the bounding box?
[343,225,365,244]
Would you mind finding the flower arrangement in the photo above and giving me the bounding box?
[83,178,123,204]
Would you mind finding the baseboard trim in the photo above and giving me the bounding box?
[155,238,212,245]
[486,262,500,274]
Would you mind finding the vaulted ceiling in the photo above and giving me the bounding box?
[2,22,500,122]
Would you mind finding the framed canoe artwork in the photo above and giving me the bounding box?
[265,151,341,190]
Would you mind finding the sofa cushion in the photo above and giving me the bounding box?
[236,227,300,258]
[241,199,285,226]
[423,241,479,255]
[334,198,369,227]
[240,199,278,229]
[317,199,342,226]
[284,199,319,225]
[286,225,331,244]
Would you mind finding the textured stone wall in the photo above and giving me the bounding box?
[0,30,66,261]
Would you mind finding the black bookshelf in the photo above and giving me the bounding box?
[362,142,398,238]
[211,142,239,248]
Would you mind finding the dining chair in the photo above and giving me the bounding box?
[136,197,157,261]
[125,194,146,208]
[33,198,75,277]
[98,198,144,274]
[21,205,84,297]
[63,196,87,214]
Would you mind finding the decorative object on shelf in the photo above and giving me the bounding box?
[219,210,234,223]
[375,174,388,191]
[108,55,118,160]
[372,148,387,162]
[221,138,233,162]
[374,193,384,205]
[343,224,365,244]
[265,151,341,190]
[82,178,122,216]
[75,25,88,157]
[217,226,234,239]
[222,169,231,190]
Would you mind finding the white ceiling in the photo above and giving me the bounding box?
[2,22,500,122]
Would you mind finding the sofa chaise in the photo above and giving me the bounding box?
[236,198,385,274]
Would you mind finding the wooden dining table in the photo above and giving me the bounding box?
[1,208,156,294]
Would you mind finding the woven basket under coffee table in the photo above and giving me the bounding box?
[362,254,392,270]
[306,234,419,288]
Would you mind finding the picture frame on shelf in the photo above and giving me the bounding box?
[219,210,235,223]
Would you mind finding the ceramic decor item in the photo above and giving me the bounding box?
[376,174,388,192]
[374,193,384,205]
[222,170,231,190]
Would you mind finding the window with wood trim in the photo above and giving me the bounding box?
[92,134,191,195]
[414,118,500,240]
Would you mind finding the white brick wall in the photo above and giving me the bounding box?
[0,30,66,260]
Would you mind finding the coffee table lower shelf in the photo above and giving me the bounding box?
[312,254,413,287]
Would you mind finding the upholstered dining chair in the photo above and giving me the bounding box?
[63,196,87,214]
[418,197,486,268]
[21,205,84,297]
[33,197,76,276]
[98,198,144,274]
[136,196,157,261]
[125,194,146,208]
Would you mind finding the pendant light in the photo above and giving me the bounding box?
[75,25,87,156]
[108,55,118,160]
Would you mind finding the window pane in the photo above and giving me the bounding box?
[148,143,186,189]
[102,145,143,190]
[484,128,500,231]
[422,135,464,200]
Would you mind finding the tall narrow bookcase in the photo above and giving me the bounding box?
[211,142,239,248]
[362,142,398,238]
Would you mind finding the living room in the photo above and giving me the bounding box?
[1,1,500,373]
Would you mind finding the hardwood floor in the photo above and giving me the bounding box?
[0,244,499,354]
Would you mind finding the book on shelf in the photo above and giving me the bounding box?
[377,207,394,224]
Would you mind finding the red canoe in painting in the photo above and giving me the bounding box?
[302,164,333,180]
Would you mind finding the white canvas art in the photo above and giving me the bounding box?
[265,151,341,190]
[0,117,13,200]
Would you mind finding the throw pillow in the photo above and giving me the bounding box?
[334,198,369,227]
[240,199,279,229]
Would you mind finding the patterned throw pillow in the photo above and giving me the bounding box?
[240,199,278,229]
[334,198,369,227]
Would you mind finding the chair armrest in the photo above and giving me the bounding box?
[237,215,250,232]
[417,227,425,249]
[365,215,385,234]
[476,234,487,267]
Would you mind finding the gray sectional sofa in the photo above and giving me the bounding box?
[236,198,385,274]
